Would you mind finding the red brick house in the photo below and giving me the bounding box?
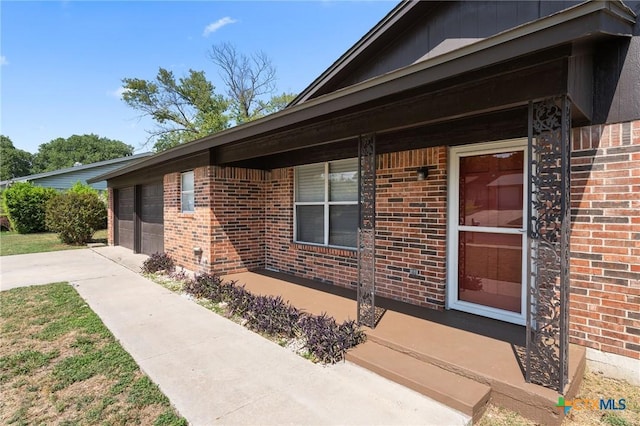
[94,0,639,416]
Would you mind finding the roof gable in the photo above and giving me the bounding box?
[94,0,637,182]
[292,0,584,105]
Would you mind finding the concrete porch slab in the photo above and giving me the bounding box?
[226,270,586,425]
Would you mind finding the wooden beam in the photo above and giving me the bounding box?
[108,151,209,188]
[376,107,529,153]
[214,59,567,164]
[234,139,359,169]
[232,108,529,170]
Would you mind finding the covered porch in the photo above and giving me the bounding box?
[93,3,635,422]
[226,270,586,425]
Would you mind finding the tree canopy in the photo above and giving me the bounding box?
[121,43,296,152]
[0,135,33,180]
[32,134,134,173]
[122,68,229,151]
[260,92,297,117]
[210,42,284,124]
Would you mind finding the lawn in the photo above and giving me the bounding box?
[0,283,185,425]
[479,370,640,426]
[0,229,107,256]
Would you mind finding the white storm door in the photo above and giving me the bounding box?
[447,139,528,325]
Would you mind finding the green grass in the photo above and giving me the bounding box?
[0,283,186,425]
[0,229,107,256]
[478,367,640,426]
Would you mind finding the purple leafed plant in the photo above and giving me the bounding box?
[245,295,301,337]
[299,314,366,364]
[141,252,176,274]
[153,252,367,363]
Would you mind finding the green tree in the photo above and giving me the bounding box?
[121,45,296,152]
[2,182,57,233]
[122,68,229,151]
[0,135,33,180]
[68,181,99,196]
[32,134,133,173]
[209,43,296,124]
[260,92,297,116]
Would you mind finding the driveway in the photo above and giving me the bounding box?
[0,247,469,425]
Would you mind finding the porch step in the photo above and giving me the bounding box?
[347,340,491,422]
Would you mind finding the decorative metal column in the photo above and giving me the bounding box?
[357,133,377,327]
[526,96,571,393]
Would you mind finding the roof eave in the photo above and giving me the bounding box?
[95,0,636,183]
[11,152,152,183]
[289,0,423,106]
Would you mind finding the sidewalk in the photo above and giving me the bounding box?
[1,247,469,425]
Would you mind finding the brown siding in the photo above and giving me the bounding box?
[325,1,580,94]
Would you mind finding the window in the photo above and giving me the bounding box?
[181,171,194,213]
[294,159,358,248]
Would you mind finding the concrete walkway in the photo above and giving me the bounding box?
[0,247,469,426]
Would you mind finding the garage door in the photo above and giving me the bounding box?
[116,187,134,250]
[140,182,164,255]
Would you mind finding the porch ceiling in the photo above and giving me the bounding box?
[220,52,564,169]
[93,0,635,183]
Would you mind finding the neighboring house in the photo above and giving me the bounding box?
[0,152,152,191]
[92,0,639,422]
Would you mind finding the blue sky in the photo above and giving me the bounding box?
[1,1,396,154]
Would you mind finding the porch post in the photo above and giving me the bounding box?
[526,96,571,393]
[357,133,377,327]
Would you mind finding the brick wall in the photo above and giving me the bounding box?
[376,147,448,309]
[164,167,214,273]
[155,123,640,362]
[570,120,640,360]
[163,166,267,274]
[265,167,359,288]
[107,187,114,245]
[209,166,267,274]
[265,147,448,308]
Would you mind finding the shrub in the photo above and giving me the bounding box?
[184,273,223,299]
[246,295,301,337]
[66,183,107,229]
[168,269,191,282]
[141,252,176,274]
[68,181,99,196]
[2,182,57,233]
[299,314,366,364]
[45,192,107,244]
[181,271,366,363]
[224,284,255,317]
[0,191,10,232]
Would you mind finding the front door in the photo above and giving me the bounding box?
[447,139,527,325]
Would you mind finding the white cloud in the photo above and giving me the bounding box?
[202,17,237,37]
[0,56,8,66]
[109,86,130,99]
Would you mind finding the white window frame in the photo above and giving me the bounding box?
[181,171,195,213]
[294,159,358,249]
